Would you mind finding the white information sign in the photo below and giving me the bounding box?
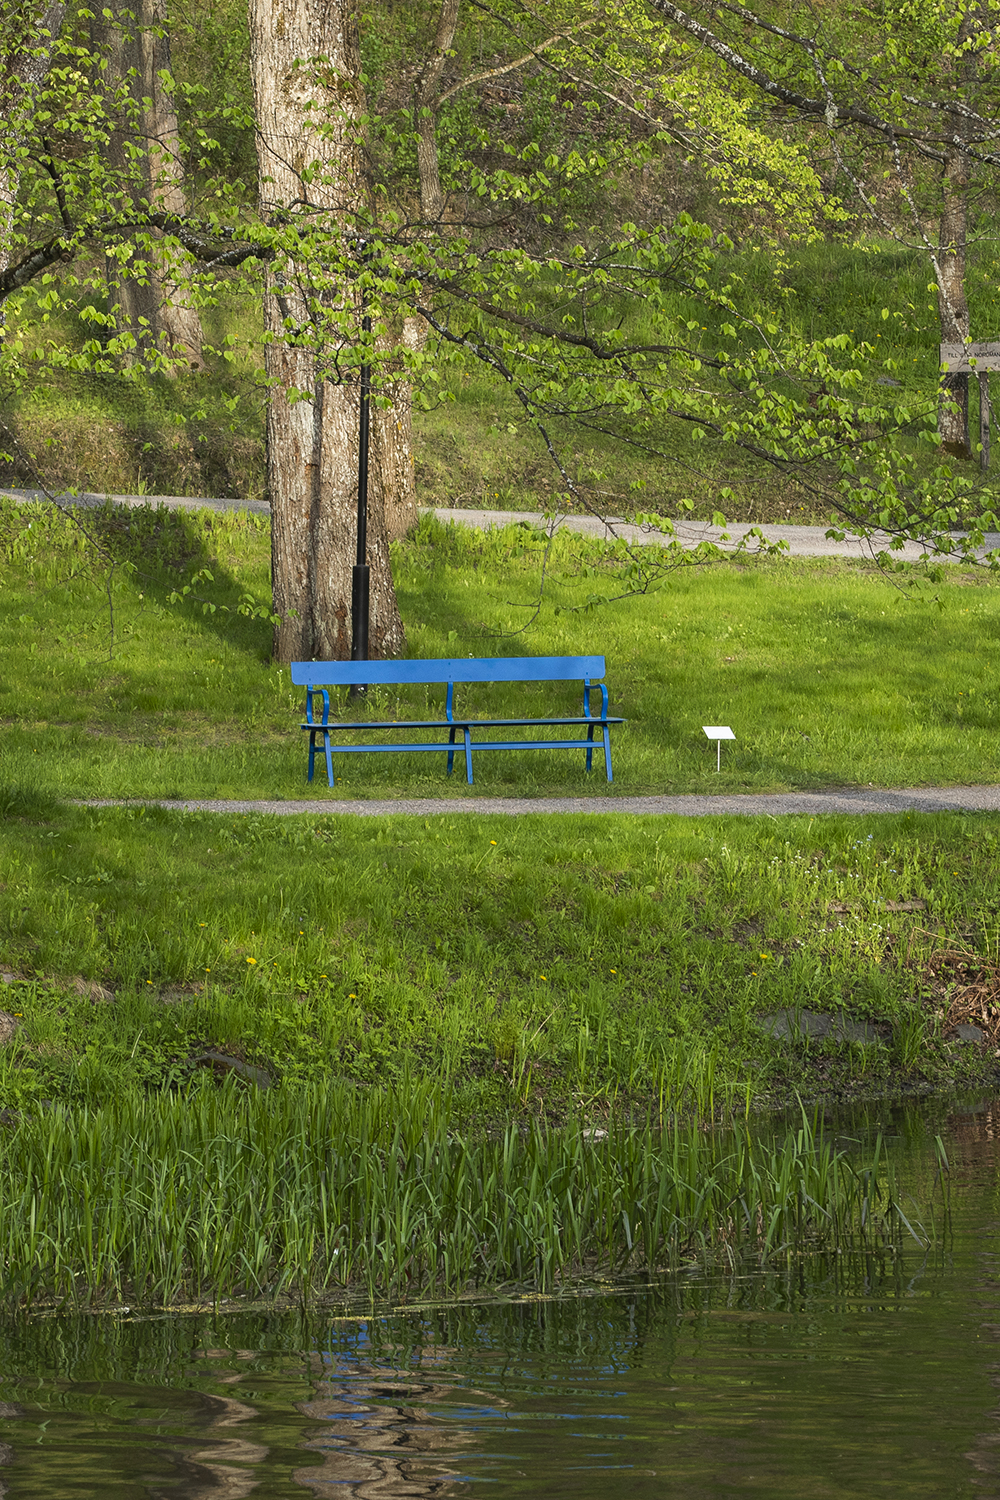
[703,725,735,772]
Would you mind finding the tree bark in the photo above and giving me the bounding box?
[936,15,975,460]
[0,1,66,297]
[92,1,162,366]
[92,0,205,371]
[373,319,420,541]
[937,144,971,458]
[143,0,205,370]
[414,0,459,222]
[248,0,406,663]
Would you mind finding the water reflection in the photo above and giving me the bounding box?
[1,1098,1000,1497]
[293,1354,473,1498]
[152,1388,267,1499]
[0,1401,24,1499]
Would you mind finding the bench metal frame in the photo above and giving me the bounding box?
[290,656,623,785]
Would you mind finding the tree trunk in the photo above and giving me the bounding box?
[92,2,161,366]
[0,2,66,301]
[143,0,205,370]
[936,12,975,459]
[92,0,204,371]
[937,143,971,458]
[414,0,459,222]
[248,0,406,663]
[375,316,421,541]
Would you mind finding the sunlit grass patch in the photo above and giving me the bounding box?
[0,802,998,1116]
[2,501,1000,798]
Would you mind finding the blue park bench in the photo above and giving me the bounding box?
[290,655,624,786]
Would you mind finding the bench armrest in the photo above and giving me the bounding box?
[583,679,609,719]
[304,686,330,726]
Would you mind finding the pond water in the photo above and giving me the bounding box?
[1,1099,999,1498]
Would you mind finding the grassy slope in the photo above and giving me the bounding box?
[2,487,1000,1115]
[6,238,1000,523]
[1,795,999,1121]
[2,500,999,799]
[2,445,1000,1123]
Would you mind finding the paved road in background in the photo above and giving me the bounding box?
[81,786,1000,818]
[6,488,999,562]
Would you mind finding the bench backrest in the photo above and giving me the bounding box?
[291,655,607,688]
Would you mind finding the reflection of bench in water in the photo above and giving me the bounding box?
[140,1342,488,1499]
[293,1359,491,1499]
[162,1389,267,1499]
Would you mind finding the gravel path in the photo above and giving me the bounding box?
[6,488,998,562]
[80,786,1000,818]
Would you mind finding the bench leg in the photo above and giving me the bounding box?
[585,721,595,773]
[447,725,456,776]
[463,727,473,784]
[603,723,613,782]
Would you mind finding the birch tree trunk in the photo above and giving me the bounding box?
[936,12,975,459]
[0,1,66,308]
[248,0,406,662]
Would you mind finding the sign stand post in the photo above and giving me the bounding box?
[940,343,1000,469]
[703,725,735,772]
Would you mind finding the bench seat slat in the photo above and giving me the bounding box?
[303,720,460,732]
[311,738,613,755]
[461,738,613,753]
[302,716,625,732]
[309,741,464,755]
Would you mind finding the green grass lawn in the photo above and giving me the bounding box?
[1,497,999,800]
[1,794,998,1119]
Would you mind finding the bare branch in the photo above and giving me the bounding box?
[438,18,598,105]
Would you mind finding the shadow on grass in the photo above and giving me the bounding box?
[0,783,63,819]
[59,499,273,662]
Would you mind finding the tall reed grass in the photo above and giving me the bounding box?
[0,1077,912,1312]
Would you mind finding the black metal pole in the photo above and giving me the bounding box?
[350,260,371,699]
